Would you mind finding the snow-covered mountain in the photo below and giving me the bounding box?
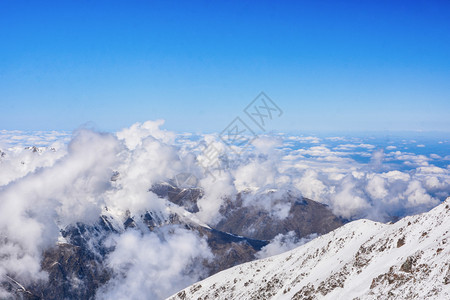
[169,197,450,300]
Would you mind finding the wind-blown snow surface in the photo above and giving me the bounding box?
[169,198,450,300]
[0,121,449,299]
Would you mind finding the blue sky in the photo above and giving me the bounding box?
[1,0,449,133]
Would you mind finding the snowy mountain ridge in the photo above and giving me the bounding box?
[169,197,450,300]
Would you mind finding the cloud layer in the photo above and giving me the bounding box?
[0,121,449,298]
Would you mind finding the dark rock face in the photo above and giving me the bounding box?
[36,244,111,300]
[151,182,202,213]
[216,194,344,240]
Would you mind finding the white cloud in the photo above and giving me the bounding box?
[0,130,122,292]
[366,174,388,200]
[325,136,347,142]
[96,227,212,300]
[293,169,328,201]
[287,136,321,143]
[196,173,236,224]
[256,232,317,259]
[382,170,411,182]
[389,151,430,166]
[335,143,376,150]
[331,175,371,219]
[404,180,439,208]
[116,120,175,150]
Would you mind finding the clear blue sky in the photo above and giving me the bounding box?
[1,0,449,133]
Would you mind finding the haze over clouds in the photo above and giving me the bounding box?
[0,120,449,298]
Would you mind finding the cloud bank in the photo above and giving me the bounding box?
[0,120,449,298]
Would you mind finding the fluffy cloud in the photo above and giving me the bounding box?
[256,232,317,259]
[0,122,220,298]
[190,132,449,222]
[116,120,175,150]
[0,130,121,293]
[196,172,236,224]
[287,148,448,220]
[96,227,212,300]
[0,146,66,187]
[335,143,376,150]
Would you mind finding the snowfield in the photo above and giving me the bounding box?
[169,197,450,300]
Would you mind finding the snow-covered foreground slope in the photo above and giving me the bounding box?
[169,198,450,300]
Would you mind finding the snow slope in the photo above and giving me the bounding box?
[169,197,450,300]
